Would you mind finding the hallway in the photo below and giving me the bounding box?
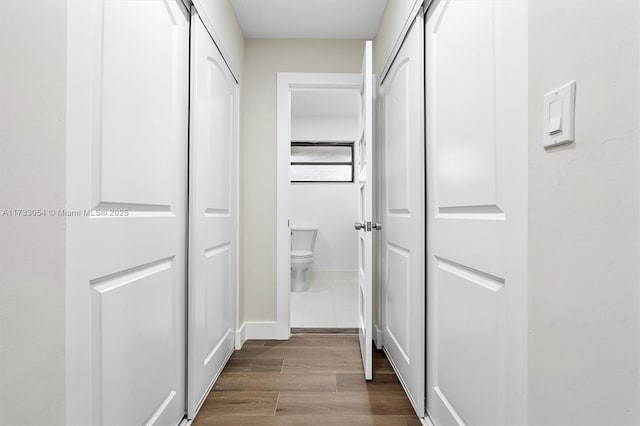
[193,333,420,425]
[3,1,640,424]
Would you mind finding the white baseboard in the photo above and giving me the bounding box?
[374,324,383,349]
[235,322,247,349]
[308,270,358,281]
[244,321,280,340]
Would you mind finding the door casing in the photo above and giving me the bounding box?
[275,73,361,339]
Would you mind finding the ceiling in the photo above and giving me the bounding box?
[230,0,388,39]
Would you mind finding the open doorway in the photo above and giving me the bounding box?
[275,72,362,337]
[289,90,360,328]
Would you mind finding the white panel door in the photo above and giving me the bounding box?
[425,0,528,425]
[356,41,374,380]
[187,10,238,418]
[380,15,425,416]
[66,1,189,425]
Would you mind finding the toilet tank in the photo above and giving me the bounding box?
[291,227,318,252]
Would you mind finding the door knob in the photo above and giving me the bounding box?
[372,223,382,231]
[354,222,366,231]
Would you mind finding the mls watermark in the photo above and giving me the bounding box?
[1,208,130,217]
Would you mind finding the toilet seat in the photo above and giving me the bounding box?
[291,250,313,259]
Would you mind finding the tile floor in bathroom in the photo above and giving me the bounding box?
[290,279,359,328]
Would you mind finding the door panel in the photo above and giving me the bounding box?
[426,0,528,425]
[357,41,374,381]
[386,244,410,358]
[434,259,505,424]
[67,1,189,424]
[386,61,410,214]
[99,0,183,207]
[203,58,232,211]
[433,1,500,210]
[380,15,425,416]
[92,259,180,425]
[188,11,238,418]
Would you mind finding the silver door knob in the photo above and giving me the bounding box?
[372,223,382,230]
[354,222,366,231]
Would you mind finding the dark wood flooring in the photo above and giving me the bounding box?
[193,333,421,425]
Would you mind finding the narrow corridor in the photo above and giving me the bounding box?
[193,333,420,425]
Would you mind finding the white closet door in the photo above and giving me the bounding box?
[187,10,238,418]
[380,15,426,416]
[425,0,528,425]
[66,1,189,425]
[356,41,374,380]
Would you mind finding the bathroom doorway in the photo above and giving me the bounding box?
[289,89,360,328]
[275,72,362,337]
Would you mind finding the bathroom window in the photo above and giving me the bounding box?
[290,142,354,183]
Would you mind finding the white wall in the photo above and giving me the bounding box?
[242,39,365,323]
[292,117,359,141]
[0,1,67,424]
[291,183,358,272]
[528,1,640,424]
[290,107,359,273]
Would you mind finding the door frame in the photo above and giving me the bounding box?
[275,72,361,339]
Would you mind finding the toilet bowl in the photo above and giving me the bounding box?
[291,250,314,292]
[290,227,318,292]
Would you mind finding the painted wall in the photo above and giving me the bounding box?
[291,183,358,272]
[0,1,67,424]
[528,1,640,424]
[242,39,365,322]
[292,117,359,141]
[290,113,359,272]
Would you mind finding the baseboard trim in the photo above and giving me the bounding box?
[374,324,383,349]
[244,321,280,340]
[291,327,357,334]
[235,322,247,349]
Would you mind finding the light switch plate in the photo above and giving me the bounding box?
[543,81,576,148]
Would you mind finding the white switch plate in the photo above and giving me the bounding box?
[543,81,576,148]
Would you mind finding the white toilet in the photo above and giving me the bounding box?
[290,226,318,292]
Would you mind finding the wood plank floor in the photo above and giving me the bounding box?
[193,333,421,425]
